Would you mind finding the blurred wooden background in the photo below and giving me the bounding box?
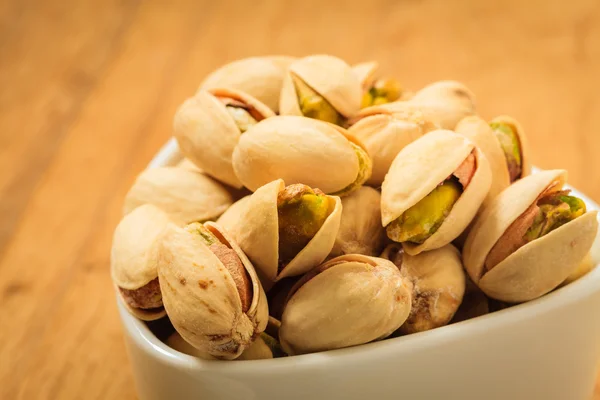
[1,0,600,398]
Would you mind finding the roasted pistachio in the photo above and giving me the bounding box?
[353,61,405,108]
[463,170,598,302]
[488,115,531,182]
[279,255,412,355]
[166,331,276,360]
[292,74,343,125]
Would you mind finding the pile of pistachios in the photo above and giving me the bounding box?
[111,55,599,360]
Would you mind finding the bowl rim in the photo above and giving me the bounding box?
[119,137,600,372]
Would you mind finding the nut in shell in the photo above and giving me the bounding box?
[352,61,406,108]
[279,254,412,355]
[166,331,275,360]
[232,116,372,196]
[381,130,492,255]
[174,88,275,188]
[158,221,268,360]
[463,169,599,302]
[488,115,531,183]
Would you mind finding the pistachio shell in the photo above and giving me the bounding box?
[489,115,531,180]
[223,179,342,288]
[123,167,233,225]
[381,130,492,255]
[158,222,268,359]
[200,56,295,112]
[166,332,215,360]
[166,331,273,360]
[562,252,594,286]
[216,195,251,231]
[348,108,438,185]
[352,61,379,89]
[279,255,412,355]
[174,88,275,188]
[410,80,476,112]
[111,204,171,321]
[280,55,361,118]
[232,116,367,194]
[463,170,599,302]
[236,335,274,360]
[330,187,385,257]
[176,158,203,172]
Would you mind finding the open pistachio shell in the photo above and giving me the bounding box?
[222,179,342,289]
[352,61,379,89]
[562,252,594,286]
[166,331,274,361]
[123,167,233,225]
[174,88,275,188]
[463,170,599,302]
[410,80,476,112]
[489,115,531,181]
[216,195,251,231]
[111,204,171,321]
[232,116,372,195]
[200,56,296,112]
[279,255,412,355]
[348,107,438,185]
[280,55,361,120]
[381,130,492,255]
[158,221,268,360]
[330,187,385,257]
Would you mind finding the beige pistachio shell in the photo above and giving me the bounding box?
[348,108,438,185]
[279,255,412,355]
[410,80,476,113]
[463,170,599,302]
[381,130,492,255]
[176,158,203,172]
[166,331,273,360]
[236,335,274,360]
[352,61,379,89]
[455,116,511,204]
[370,100,473,131]
[123,167,233,225]
[562,252,595,286]
[200,56,295,112]
[490,115,532,179]
[232,116,368,194]
[216,195,251,231]
[158,222,268,359]
[174,88,275,188]
[166,332,215,360]
[330,187,385,257]
[280,55,361,118]
[223,179,342,288]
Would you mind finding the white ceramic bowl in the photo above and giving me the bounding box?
[119,139,600,400]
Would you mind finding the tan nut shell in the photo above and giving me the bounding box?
[410,80,476,112]
[397,245,466,334]
[232,116,366,194]
[489,115,532,180]
[330,187,385,257]
[216,195,251,231]
[158,222,268,360]
[463,170,599,302]
[200,56,296,112]
[123,167,233,225]
[349,107,438,185]
[111,204,171,321]
[176,158,203,172]
[352,61,379,89]
[166,332,273,360]
[381,130,492,255]
[223,179,342,288]
[279,255,412,355]
[280,55,361,118]
[174,88,275,188]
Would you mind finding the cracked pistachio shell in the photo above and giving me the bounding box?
[221,179,342,289]
[348,106,438,185]
[463,170,599,302]
[158,222,268,360]
[280,55,361,118]
[166,331,273,361]
[352,61,379,89]
[200,56,296,112]
[174,88,275,188]
[232,116,371,194]
[330,187,385,257]
[111,204,171,321]
[381,130,492,255]
[216,195,251,230]
[489,115,532,180]
[123,167,233,225]
[279,255,412,355]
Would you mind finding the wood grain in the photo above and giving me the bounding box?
[1,0,599,398]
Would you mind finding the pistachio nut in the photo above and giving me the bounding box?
[158,221,268,359]
[174,88,275,188]
[123,167,233,225]
[463,170,599,302]
[561,252,594,286]
[352,61,404,108]
[232,116,372,195]
[219,179,342,289]
[200,56,296,112]
[450,276,489,323]
[176,158,202,172]
[111,204,171,321]
[279,255,412,355]
[381,130,492,255]
[489,115,531,183]
[279,55,361,125]
[348,106,438,185]
[166,331,276,360]
[330,186,386,257]
[216,195,251,230]
[380,243,465,333]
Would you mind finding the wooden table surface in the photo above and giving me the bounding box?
[2,0,600,398]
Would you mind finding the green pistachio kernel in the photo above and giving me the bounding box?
[185,222,218,246]
[490,122,522,182]
[292,74,344,125]
[524,192,586,241]
[361,78,402,108]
